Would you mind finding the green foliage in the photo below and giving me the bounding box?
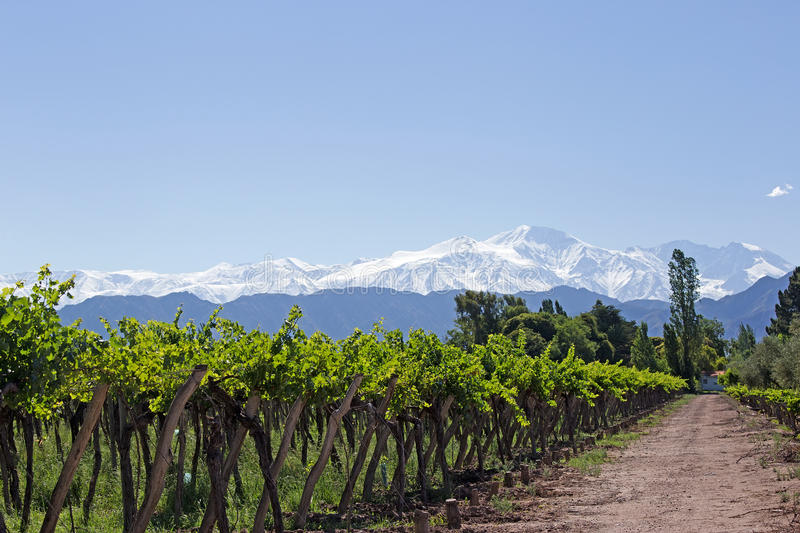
[666,249,700,382]
[726,334,800,389]
[700,317,727,360]
[568,448,607,476]
[663,323,681,377]
[587,300,637,364]
[631,322,662,372]
[505,327,547,358]
[767,266,800,337]
[549,316,597,361]
[727,384,800,419]
[454,294,634,365]
[731,323,756,360]
[0,268,687,532]
[449,290,503,348]
[490,495,514,513]
[577,312,615,362]
[500,294,530,322]
[502,312,557,342]
[0,265,96,418]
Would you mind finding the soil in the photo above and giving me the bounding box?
[299,394,800,533]
[456,394,800,533]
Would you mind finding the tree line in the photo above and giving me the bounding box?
[446,248,730,388]
[722,266,800,388]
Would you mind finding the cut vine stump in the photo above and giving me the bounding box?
[445,498,461,529]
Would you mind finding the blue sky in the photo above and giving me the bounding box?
[1,2,798,272]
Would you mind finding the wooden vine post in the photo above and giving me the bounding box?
[445,498,461,529]
[294,374,364,529]
[198,392,261,533]
[520,464,530,484]
[413,509,430,533]
[129,365,207,533]
[40,382,110,533]
[337,375,398,515]
[250,393,308,531]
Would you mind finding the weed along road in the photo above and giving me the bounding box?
[466,394,800,533]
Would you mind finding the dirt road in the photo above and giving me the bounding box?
[467,394,800,533]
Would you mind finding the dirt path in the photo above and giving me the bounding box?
[466,394,800,533]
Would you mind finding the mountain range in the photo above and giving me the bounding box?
[1,225,793,304]
[57,271,791,341]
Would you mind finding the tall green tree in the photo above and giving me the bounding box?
[502,312,557,342]
[663,323,681,376]
[666,249,700,381]
[700,317,727,359]
[447,291,512,348]
[578,313,615,362]
[588,300,637,363]
[549,316,597,361]
[631,322,659,371]
[730,323,756,360]
[767,266,800,337]
[500,295,530,323]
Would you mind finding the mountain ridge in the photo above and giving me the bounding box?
[58,272,791,341]
[2,225,793,305]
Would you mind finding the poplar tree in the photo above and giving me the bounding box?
[666,249,700,381]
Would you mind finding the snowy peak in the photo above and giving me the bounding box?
[0,227,793,305]
[486,225,577,246]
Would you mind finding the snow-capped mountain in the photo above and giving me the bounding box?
[1,226,793,305]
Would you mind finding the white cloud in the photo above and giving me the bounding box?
[767,184,793,198]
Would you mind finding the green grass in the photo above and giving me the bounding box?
[567,448,607,476]
[0,417,430,532]
[597,431,642,448]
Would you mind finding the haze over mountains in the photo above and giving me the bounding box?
[1,226,793,305]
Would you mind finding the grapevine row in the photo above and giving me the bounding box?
[725,384,800,434]
[0,268,685,532]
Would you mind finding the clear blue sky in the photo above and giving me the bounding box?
[1,2,798,273]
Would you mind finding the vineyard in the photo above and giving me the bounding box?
[726,385,800,434]
[0,268,685,532]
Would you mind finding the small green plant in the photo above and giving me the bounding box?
[525,483,537,496]
[366,516,410,530]
[430,513,447,526]
[490,495,514,514]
